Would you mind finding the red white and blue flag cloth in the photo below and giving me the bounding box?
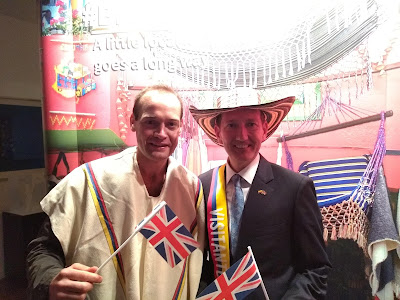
[196,251,262,300]
[139,203,200,268]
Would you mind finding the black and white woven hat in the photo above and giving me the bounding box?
[189,88,295,146]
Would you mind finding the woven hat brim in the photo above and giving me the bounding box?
[189,96,295,146]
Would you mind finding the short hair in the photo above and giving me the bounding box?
[132,85,183,120]
[214,110,266,127]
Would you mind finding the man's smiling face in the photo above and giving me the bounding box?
[215,108,267,172]
[131,90,182,164]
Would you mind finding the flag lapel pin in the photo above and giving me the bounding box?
[258,190,267,195]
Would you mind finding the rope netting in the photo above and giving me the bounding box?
[99,0,400,142]
[165,0,379,89]
[104,0,400,147]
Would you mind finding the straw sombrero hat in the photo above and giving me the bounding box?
[189,88,295,146]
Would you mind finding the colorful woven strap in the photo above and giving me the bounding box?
[83,162,126,295]
[206,165,231,277]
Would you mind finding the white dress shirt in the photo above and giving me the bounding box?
[225,154,260,233]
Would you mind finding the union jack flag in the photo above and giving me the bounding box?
[196,251,262,300]
[139,203,200,268]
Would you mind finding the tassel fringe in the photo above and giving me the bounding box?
[321,199,369,255]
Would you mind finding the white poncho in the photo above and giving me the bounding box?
[41,147,205,299]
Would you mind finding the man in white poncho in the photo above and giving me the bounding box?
[27,85,205,300]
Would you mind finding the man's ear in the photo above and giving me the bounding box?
[130,114,136,132]
[215,125,222,144]
[262,120,268,139]
[179,119,183,135]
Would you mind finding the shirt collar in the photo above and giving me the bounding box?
[226,154,260,185]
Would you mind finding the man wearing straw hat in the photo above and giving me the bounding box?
[27,85,205,300]
[190,88,331,299]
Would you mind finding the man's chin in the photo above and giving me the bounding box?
[230,151,256,163]
[149,150,171,160]
[231,147,254,156]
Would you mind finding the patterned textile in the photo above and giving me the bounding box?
[299,156,370,208]
[299,156,371,252]
[298,112,386,253]
[368,168,400,298]
[189,93,295,147]
[84,162,126,292]
[206,164,231,278]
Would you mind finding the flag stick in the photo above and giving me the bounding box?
[96,201,167,274]
[247,246,270,300]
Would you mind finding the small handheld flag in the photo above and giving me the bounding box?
[96,201,166,274]
[196,248,263,300]
[140,203,200,268]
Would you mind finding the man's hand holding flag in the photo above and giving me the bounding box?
[96,201,199,273]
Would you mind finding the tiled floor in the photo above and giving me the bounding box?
[0,278,27,300]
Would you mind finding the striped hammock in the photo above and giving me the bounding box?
[297,112,386,251]
[299,156,370,210]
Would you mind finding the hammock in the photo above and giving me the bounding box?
[296,111,386,252]
[278,93,393,143]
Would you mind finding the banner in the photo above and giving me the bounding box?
[40,0,194,179]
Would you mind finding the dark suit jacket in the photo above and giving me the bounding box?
[199,156,331,299]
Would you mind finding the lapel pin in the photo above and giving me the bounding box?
[258,189,267,195]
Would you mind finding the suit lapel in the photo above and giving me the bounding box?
[234,156,275,260]
[247,156,274,202]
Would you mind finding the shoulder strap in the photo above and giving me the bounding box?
[83,162,126,296]
[204,165,231,278]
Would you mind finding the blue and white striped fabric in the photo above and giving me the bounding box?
[299,156,369,209]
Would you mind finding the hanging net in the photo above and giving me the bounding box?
[98,0,400,148]
[156,0,380,90]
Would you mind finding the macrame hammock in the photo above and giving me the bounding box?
[279,98,390,253]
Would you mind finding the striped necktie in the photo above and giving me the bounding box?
[230,174,244,256]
